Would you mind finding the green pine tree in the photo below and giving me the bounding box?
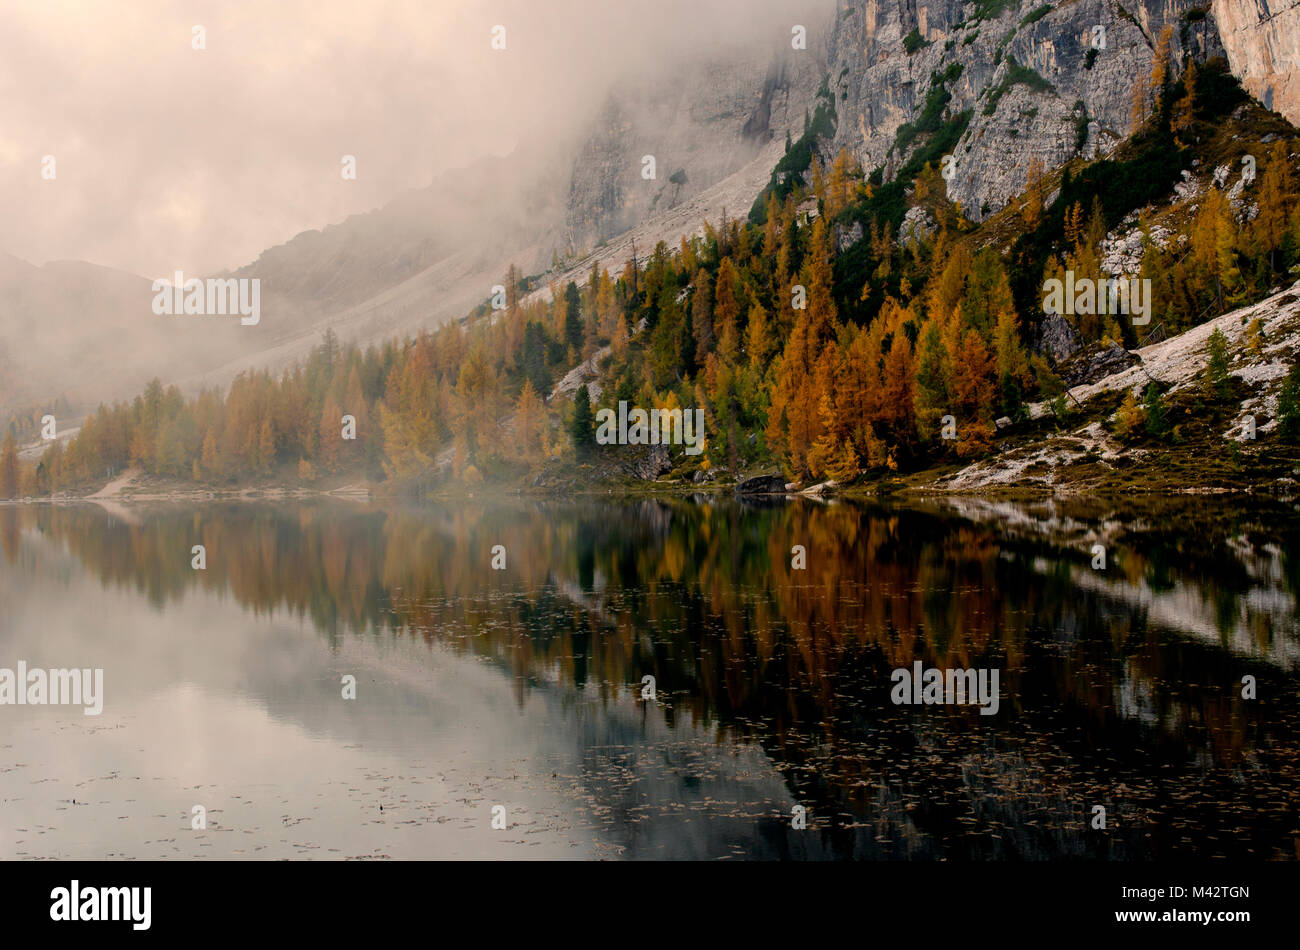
[1205,327,1231,400]
[563,282,583,352]
[1142,382,1167,437]
[570,384,596,457]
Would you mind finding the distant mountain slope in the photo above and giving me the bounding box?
[0,254,241,412]
[2,40,823,418]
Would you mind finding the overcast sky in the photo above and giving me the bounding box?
[0,0,833,279]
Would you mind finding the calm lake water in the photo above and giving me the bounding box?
[2,494,1299,860]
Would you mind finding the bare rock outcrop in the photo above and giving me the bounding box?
[822,0,1224,222]
[1213,0,1300,126]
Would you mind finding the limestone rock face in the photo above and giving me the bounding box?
[556,1,1300,271]
[821,0,1224,222]
[1213,0,1300,126]
[561,1,1252,248]
[1038,310,1082,363]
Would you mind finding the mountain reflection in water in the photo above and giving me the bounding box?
[1,494,1297,860]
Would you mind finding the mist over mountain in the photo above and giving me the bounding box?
[2,0,1297,429]
[0,0,833,417]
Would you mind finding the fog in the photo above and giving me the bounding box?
[0,0,835,279]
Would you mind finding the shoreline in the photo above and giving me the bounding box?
[3,473,1293,507]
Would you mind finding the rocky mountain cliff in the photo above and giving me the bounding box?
[1213,0,1300,124]
[819,0,1223,219]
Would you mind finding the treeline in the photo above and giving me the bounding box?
[3,55,1299,496]
[0,248,656,493]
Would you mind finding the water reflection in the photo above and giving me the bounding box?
[1,495,1298,860]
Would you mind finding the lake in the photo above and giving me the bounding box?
[2,493,1298,860]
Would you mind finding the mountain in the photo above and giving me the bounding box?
[176,43,825,394]
[8,1,1300,500]
[0,30,825,419]
[0,254,229,412]
[4,0,1297,426]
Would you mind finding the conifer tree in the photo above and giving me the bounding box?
[319,393,343,472]
[515,379,547,462]
[1142,382,1167,436]
[0,431,18,498]
[690,268,715,357]
[563,282,583,352]
[1205,327,1231,399]
[714,258,742,363]
[1115,388,1144,439]
[570,384,596,457]
[1129,73,1147,130]
[1172,59,1198,138]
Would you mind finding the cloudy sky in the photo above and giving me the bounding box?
[0,0,832,279]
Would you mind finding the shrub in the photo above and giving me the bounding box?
[983,57,1056,115]
[904,28,930,54]
[1020,5,1052,28]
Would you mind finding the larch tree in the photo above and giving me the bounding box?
[744,302,775,372]
[514,379,547,463]
[1129,71,1148,129]
[1172,59,1198,139]
[713,258,742,364]
[692,268,715,356]
[1255,141,1291,271]
[0,431,18,497]
[319,393,344,473]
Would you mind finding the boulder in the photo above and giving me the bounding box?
[735,473,788,494]
[1057,342,1140,388]
[1037,311,1081,364]
[899,206,936,249]
[801,479,839,495]
[630,445,671,480]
